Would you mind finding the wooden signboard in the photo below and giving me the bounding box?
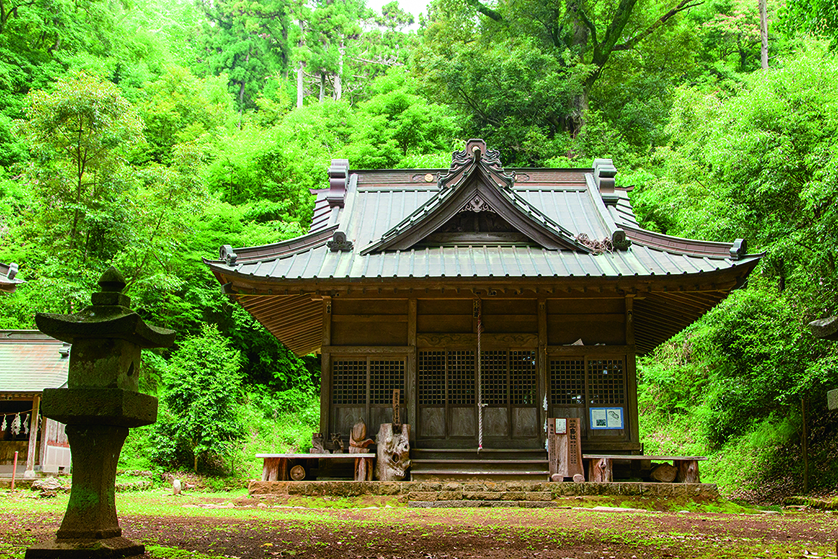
[548,417,583,480]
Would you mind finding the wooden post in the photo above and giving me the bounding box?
[392,389,401,427]
[538,300,548,446]
[320,297,332,437]
[547,418,558,478]
[11,451,19,491]
[406,298,417,443]
[24,395,41,477]
[566,418,583,478]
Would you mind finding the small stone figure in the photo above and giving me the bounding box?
[310,432,329,454]
[330,432,345,453]
[376,423,410,481]
[349,420,374,481]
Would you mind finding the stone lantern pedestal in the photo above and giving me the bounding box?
[26,267,175,559]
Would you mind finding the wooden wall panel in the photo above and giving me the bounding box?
[548,299,625,314]
[333,406,365,435]
[547,316,625,345]
[482,316,537,333]
[417,299,472,333]
[512,407,539,438]
[370,406,405,429]
[483,407,509,438]
[419,408,445,438]
[332,299,408,315]
[483,299,538,315]
[418,299,472,315]
[331,323,408,345]
[449,408,476,437]
[417,315,472,333]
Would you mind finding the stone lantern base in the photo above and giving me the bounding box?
[25,537,144,559]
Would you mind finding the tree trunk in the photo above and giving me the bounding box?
[802,396,809,493]
[319,72,325,102]
[334,40,344,101]
[759,0,769,69]
[296,61,305,108]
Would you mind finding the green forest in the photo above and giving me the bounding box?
[0,0,837,501]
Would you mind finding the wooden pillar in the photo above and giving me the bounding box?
[320,297,332,437]
[625,295,640,447]
[406,298,417,443]
[24,395,40,477]
[538,299,548,446]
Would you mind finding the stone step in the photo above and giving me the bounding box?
[412,448,547,461]
[410,471,550,482]
[411,460,547,474]
[409,500,559,508]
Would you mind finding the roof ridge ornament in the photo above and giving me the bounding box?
[438,139,515,191]
[326,159,349,208]
[327,230,353,252]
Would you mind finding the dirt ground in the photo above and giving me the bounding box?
[3,494,838,559]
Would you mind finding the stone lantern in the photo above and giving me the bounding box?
[26,267,175,559]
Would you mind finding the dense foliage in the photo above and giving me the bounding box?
[0,0,835,495]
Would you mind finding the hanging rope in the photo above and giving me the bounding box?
[477,310,484,452]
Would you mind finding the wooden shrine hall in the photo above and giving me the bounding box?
[206,139,761,481]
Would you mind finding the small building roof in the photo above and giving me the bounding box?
[0,330,69,396]
[205,140,761,356]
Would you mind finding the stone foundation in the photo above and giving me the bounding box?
[248,480,719,502]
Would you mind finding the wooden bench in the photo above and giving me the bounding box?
[582,454,707,483]
[257,453,375,482]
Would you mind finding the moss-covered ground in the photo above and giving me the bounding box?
[1,488,836,559]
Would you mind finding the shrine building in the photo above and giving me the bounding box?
[205,140,760,478]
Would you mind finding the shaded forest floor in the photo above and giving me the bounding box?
[2,491,838,558]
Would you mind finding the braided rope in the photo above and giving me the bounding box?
[477,315,484,452]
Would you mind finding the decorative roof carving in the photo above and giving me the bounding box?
[326,159,349,208]
[729,239,747,260]
[327,230,353,252]
[438,139,516,191]
[360,140,587,254]
[461,195,495,214]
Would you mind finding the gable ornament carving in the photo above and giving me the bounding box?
[438,139,516,191]
[460,194,495,214]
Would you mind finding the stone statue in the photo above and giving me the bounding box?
[330,432,345,453]
[376,423,410,481]
[310,432,328,454]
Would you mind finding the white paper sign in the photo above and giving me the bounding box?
[590,407,624,429]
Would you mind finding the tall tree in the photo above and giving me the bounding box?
[759,0,769,68]
[19,71,143,261]
[418,0,701,140]
[197,0,294,115]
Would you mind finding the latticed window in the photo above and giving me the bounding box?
[332,359,366,404]
[418,349,537,407]
[370,360,405,404]
[550,359,585,405]
[480,350,508,405]
[448,350,475,405]
[509,350,536,405]
[418,351,445,405]
[587,358,625,405]
[332,357,405,405]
